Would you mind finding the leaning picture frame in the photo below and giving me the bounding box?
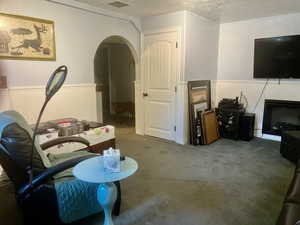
[188,80,211,145]
[0,12,56,61]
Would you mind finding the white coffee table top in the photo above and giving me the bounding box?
[73,156,138,183]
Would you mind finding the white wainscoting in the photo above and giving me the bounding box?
[0,84,97,124]
[175,81,188,144]
[211,80,217,108]
[216,80,300,141]
[135,81,144,135]
[96,91,103,123]
[0,89,11,112]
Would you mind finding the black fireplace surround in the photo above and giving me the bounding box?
[263,99,300,136]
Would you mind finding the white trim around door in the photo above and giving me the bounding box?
[141,27,185,143]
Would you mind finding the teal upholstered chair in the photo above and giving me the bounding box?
[0,110,121,224]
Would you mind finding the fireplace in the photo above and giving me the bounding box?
[263,99,300,136]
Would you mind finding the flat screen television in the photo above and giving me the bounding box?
[254,35,300,79]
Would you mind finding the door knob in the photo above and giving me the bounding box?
[143,93,148,97]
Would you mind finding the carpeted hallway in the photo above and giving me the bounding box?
[75,127,295,225]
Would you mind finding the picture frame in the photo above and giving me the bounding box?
[0,12,56,61]
[188,80,211,108]
[188,80,211,145]
[202,110,220,145]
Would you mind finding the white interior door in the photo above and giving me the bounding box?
[143,31,179,140]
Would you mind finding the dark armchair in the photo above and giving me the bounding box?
[0,110,121,225]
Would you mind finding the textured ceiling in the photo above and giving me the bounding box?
[74,0,300,23]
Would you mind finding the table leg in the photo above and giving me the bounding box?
[97,182,117,225]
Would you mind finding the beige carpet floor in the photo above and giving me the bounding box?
[74,126,295,225]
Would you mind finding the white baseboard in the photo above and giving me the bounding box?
[175,81,188,145]
[261,134,281,142]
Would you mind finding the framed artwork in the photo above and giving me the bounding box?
[0,13,56,61]
[188,80,211,107]
[202,111,220,145]
[188,80,211,145]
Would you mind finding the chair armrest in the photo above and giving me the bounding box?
[40,136,90,150]
[18,154,95,199]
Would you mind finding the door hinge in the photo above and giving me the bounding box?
[176,42,178,48]
[174,126,176,132]
[174,86,177,92]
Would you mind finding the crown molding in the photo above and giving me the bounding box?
[46,0,141,32]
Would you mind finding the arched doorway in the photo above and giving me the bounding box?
[94,36,136,129]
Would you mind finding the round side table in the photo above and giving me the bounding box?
[73,156,138,225]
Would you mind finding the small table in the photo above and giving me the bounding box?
[73,156,138,225]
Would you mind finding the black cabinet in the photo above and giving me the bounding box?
[280,130,300,163]
[217,108,245,140]
[239,113,255,141]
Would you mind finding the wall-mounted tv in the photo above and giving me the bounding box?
[254,35,300,79]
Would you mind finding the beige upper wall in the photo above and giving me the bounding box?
[142,10,300,82]
[141,11,186,31]
[185,11,219,81]
[217,12,300,81]
[0,0,140,87]
[141,11,219,82]
[2,0,299,87]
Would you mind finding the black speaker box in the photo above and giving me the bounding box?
[217,108,244,140]
[239,113,255,141]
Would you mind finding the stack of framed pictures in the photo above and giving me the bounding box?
[188,80,220,145]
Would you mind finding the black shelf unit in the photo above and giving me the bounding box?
[217,108,245,140]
